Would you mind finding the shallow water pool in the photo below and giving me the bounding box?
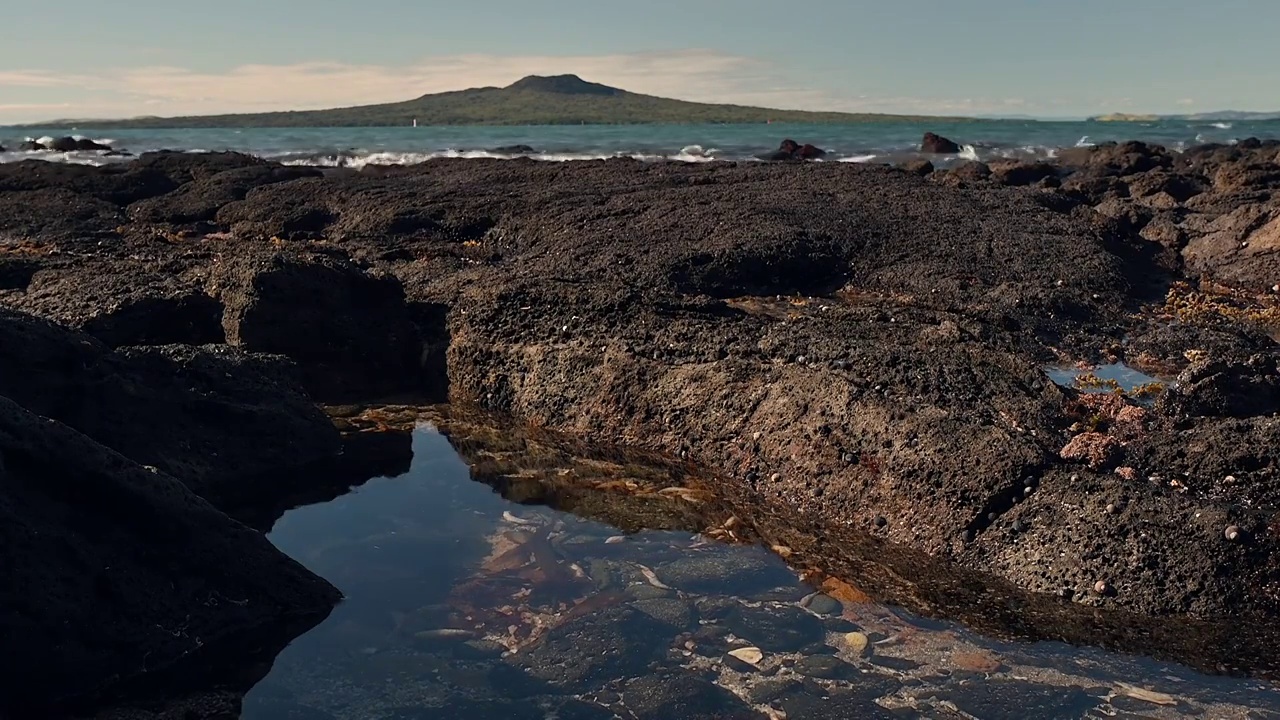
[241,423,1280,719]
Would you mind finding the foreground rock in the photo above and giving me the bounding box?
[0,394,340,716]
[0,308,341,511]
[209,248,440,403]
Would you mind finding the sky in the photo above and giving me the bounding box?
[2,0,1277,124]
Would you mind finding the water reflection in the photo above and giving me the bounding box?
[243,422,1280,719]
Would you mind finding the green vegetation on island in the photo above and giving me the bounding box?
[24,74,974,129]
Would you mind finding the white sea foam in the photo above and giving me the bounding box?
[958,144,980,161]
[1075,136,1093,147]
[1211,122,1233,129]
[837,154,878,163]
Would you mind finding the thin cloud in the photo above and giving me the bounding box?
[3,51,1050,122]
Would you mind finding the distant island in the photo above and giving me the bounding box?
[1090,110,1280,122]
[21,74,976,129]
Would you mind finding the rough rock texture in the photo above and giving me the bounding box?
[0,393,340,716]
[0,151,1277,638]
[208,248,437,403]
[0,307,340,509]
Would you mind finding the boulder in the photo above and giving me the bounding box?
[14,259,225,347]
[1158,354,1280,418]
[19,140,45,151]
[1123,171,1206,202]
[0,393,340,716]
[491,144,538,154]
[0,307,341,510]
[0,187,124,242]
[132,150,268,184]
[1059,175,1130,205]
[0,159,179,205]
[765,139,827,161]
[921,132,962,154]
[989,160,1058,187]
[1181,203,1280,290]
[900,159,935,177]
[935,160,992,186]
[1058,141,1173,177]
[128,164,322,225]
[47,136,112,152]
[209,249,436,403]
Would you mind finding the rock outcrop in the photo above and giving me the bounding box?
[0,393,340,716]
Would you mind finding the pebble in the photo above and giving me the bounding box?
[1024,485,1034,497]
[605,535,626,544]
[727,646,764,666]
[803,593,843,616]
[1225,525,1244,542]
[1094,580,1110,595]
[770,473,782,482]
[875,515,888,528]
[839,631,872,657]
[842,452,856,464]
[1011,519,1027,533]
[1106,503,1119,515]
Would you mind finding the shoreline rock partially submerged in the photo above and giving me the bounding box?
[1,138,1278,706]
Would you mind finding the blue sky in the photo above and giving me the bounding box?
[2,0,1276,123]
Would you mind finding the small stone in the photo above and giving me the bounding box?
[803,594,842,616]
[727,646,764,666]
[839,631,872,657]
[1023,486,1034,496]
[1071,474,1080,482]
[1094,580,1110,595]
[1225,525,1244,542]
[1011,519,1026,533]
[796,355,807,364]
[875,515,888,528]
[605,535,626,544]
[842,452,856,464]
[752,431,762,442]
[1106,503,1119,515]
[987,512,997,521]
[770,473,781,483]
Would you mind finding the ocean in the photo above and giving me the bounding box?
[3,118,1279,167]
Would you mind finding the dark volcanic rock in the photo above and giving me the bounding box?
[209,249,435,403]
[766,139,827,161]
[1058,141,1173,177]
[989,160,1058,187]
[128,165,322,225]
[0,308,341,509]
[133,150,268,183]
[921,132,962,154]
[47,135,112,152]
[900,159,935,176]
[1158,353,1280,418]
[0,393,340,716]
[936,160,992,186]
[520,606,671,691]
[621,672,765,720]
[15,259,225,347]
[0,187,124,242]
[0,160,179,205]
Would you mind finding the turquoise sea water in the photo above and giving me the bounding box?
[3,118,1279,167]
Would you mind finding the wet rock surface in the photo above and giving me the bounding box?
[0,147,1278,710]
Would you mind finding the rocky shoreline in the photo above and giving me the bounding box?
[1,139,1278,713]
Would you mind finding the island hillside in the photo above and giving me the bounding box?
[23,73,975,128]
